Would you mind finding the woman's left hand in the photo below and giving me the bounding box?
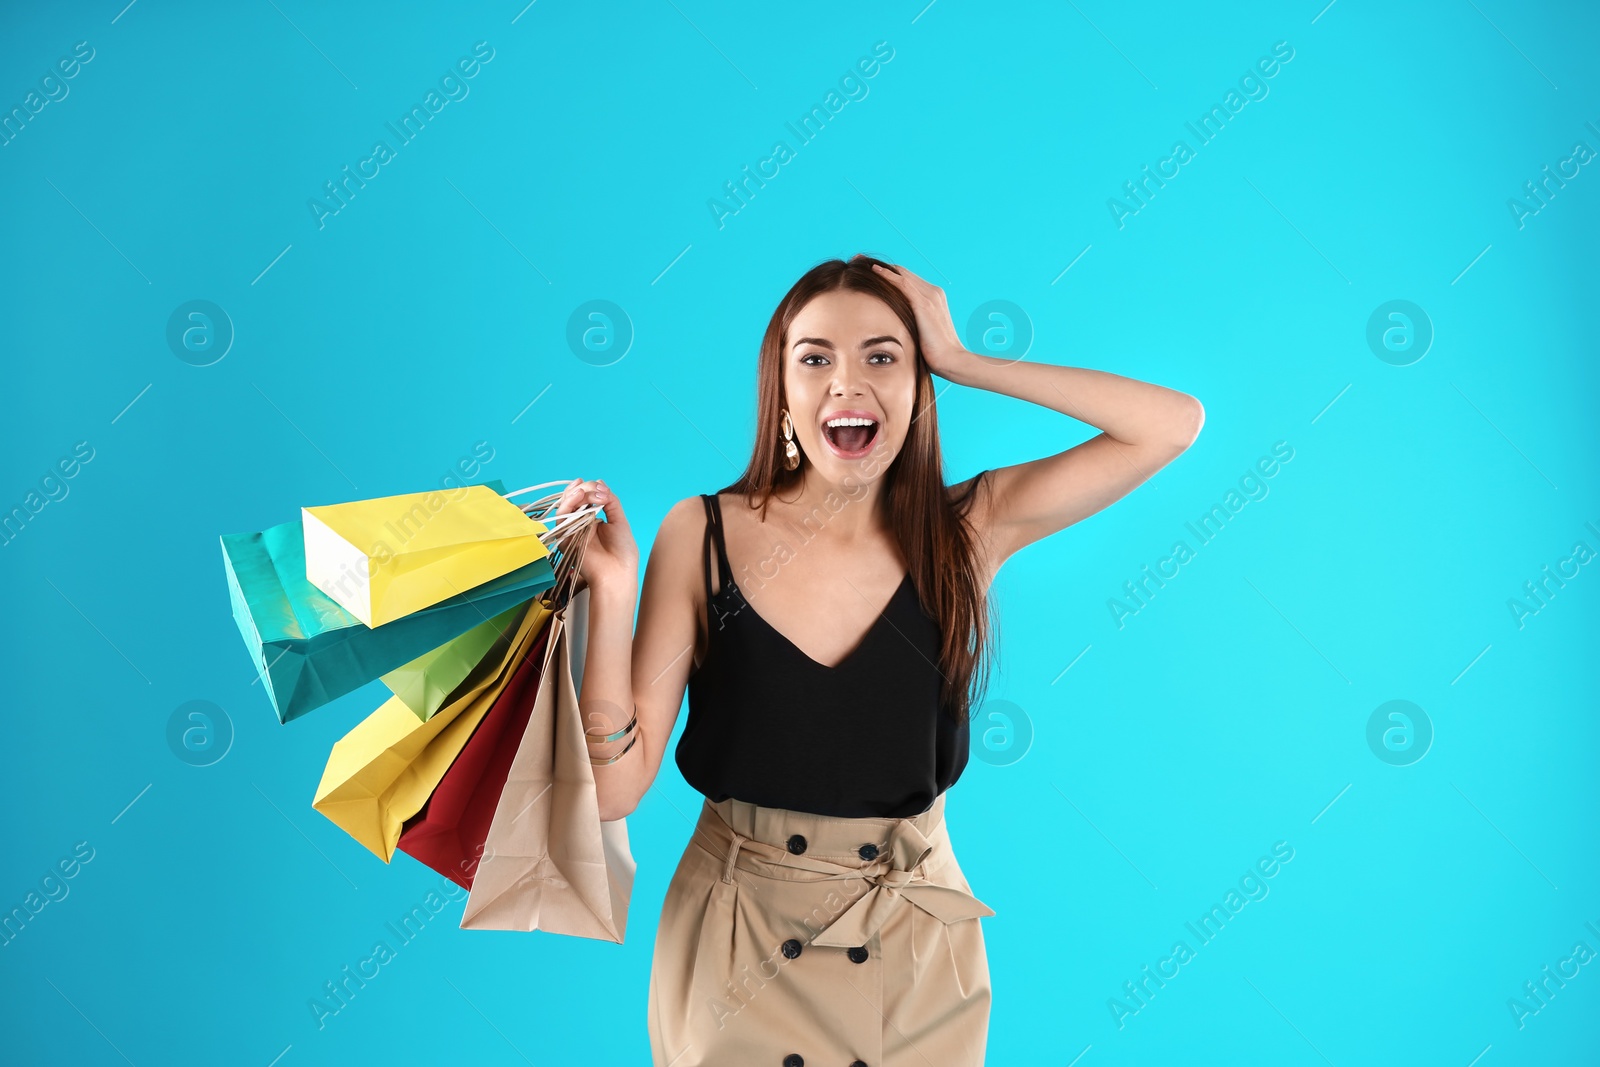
[865,258,974,381]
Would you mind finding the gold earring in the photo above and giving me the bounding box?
[780,409,800,470]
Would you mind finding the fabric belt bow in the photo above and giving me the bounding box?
[698,802,994,949]
[804,815,994,948]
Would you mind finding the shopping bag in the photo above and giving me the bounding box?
[459,584,636,942]
[381,602,525,722]
[303,484,551,628]
[221,484,556,724]
[311,597,554,862]
[395,620,554,888]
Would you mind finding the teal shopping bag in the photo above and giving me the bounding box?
[221,482,556,724]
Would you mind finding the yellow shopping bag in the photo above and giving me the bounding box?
[302,483,550,628]
[311,596,554,861]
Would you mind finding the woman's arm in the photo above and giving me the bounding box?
[560,482,704,821]
[581,578,646,822]
[945,358,1202,566]
[872,261,1204,570]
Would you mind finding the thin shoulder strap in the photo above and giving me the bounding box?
[700,494,735,600]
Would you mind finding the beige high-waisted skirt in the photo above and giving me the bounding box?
[647,791,994,1067]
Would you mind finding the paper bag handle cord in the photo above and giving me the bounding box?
[504,478,611,520]
[534,503,604,543]
[514,490,573,515]
[542,509,596,610]
[501,478,576,501]
[503,479,597,536]
[562,514,595,598]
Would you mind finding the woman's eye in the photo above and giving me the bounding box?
[800,351,893,366]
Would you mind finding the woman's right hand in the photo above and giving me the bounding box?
[554,478,638,597]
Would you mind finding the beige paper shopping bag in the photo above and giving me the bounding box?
[459,585,635,941]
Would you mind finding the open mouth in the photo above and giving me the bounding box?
[822,414,881,458]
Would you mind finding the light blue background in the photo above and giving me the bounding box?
[3,1,1597,1064]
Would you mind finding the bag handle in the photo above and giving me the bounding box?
[502,479,582,531]
[508,481,601,532]
[515,487,601,611]
[525,500,603,544]
[490,478,604,608]
[540,509,595,611]
[501,478,577,502]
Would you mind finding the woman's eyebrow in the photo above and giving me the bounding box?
[792,335,904,351]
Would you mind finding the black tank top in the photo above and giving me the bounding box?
[674,489,974,818]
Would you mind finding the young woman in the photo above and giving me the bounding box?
[556,254,1202,1066]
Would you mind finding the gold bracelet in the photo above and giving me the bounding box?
[584,703,638,745]
[589,731,639,766]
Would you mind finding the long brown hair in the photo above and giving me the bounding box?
[716,254,995,726]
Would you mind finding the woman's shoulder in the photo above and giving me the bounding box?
[659,492,712,537]
[656,489,748,549]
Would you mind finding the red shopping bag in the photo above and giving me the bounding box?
[396,619,554,889]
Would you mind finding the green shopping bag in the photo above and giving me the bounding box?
[380,602,526,721]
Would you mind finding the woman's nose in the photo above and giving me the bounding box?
[830,365,864,395]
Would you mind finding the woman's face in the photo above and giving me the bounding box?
[782,288,917,482]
